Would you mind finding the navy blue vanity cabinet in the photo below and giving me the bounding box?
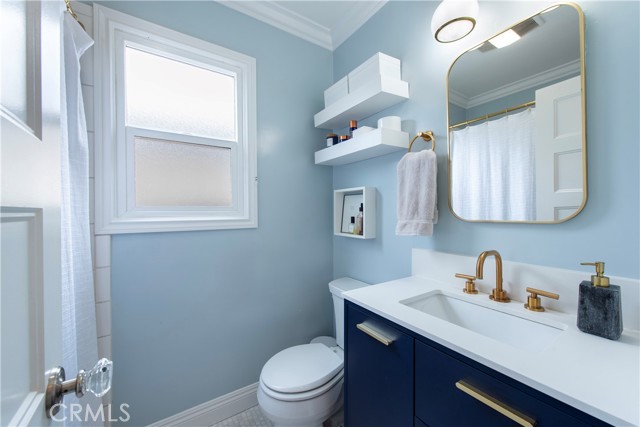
[346,302,613,427]
[345,302,414,427]
[414,340,610,426]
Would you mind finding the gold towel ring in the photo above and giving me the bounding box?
[408,131,435,152]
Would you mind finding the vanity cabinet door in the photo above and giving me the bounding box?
[345,302,414,427]
[415,340,609,427]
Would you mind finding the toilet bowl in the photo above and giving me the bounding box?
[257,278,369,427]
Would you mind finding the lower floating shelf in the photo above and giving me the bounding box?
[315,128,409,166]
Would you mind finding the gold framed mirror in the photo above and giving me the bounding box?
[447,3,586,223]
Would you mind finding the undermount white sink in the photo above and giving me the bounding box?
[400,291,566,352]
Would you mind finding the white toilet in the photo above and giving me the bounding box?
[257,278,369,427]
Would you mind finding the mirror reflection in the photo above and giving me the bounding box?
[447,4,586,223]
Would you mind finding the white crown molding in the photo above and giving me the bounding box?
[462,59,581,109]
[448,89,468,109]
[217,1,333,50]
[217,1,387,51]
[331,1,387,50]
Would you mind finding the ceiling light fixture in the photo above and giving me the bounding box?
[488,29,521,48]
[431,0,480,43]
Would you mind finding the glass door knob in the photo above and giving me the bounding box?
[81,358,113,397]
[45,358,113,418]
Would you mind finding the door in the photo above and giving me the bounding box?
[534,75,584,221]
[1,0,63,425]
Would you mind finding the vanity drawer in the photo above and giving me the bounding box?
[415,340,609,427]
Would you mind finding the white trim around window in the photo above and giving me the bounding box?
[94,5,257,234]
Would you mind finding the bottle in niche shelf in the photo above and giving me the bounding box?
[348,216,356,234]
[356,203,363,236]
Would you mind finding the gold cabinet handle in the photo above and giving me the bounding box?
[356,323,393,346]
[455,380,536,427]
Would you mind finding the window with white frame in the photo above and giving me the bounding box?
[95,5,257,233]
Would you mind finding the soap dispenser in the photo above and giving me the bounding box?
[577,261,623,340]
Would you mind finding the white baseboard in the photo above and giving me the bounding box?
[147,382,259,427]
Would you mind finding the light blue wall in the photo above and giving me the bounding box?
[102,2,334,425]
[448,102,466,127]
[333,1,639,283]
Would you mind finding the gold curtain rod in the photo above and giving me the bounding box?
[64,0,86,31]
[449,100,535,130]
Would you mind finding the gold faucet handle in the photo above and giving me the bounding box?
[524,287,559,312]
[455,273,478,294]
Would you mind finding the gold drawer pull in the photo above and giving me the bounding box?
[356,323,393,346]
[455,380,536,427]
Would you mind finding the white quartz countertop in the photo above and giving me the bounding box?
[344,275,640,426]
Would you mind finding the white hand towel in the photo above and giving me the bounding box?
[396,150,438,236]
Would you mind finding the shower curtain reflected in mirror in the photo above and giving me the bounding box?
[450,108,536,221]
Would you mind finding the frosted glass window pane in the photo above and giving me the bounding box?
[1,0,28,123]
[134,137,232,207]
[125,47,236,140]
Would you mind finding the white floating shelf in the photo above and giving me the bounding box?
[334,187,376,239]
[314,75,409,129]
[315,128,409,166]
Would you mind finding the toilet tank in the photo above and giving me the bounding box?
[329,277,369,348]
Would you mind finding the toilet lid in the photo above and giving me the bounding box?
[261,343,343,393]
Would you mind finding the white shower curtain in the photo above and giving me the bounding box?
[451,108,536,221]
[60,12,101,425]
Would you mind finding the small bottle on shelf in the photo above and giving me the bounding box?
[349,120,358,138]
[348,216,356,234]
[356,203,363,236]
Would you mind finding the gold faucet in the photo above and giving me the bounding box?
[476,250,510,302]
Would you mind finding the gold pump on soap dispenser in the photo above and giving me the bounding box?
[577,261,622,340]
[582,261,609,287]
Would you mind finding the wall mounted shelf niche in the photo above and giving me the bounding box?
[334,187,376,239]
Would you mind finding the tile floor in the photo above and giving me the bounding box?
[212,405,345,427]
[211,406,273,427]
